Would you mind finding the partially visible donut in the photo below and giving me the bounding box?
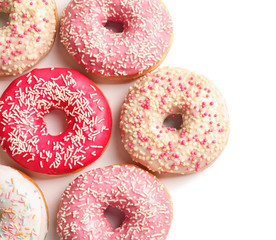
[0,68,112,175]
[0,0,57,76]
[0,164,48,239]
[60,0,173,80]
[120,67,230,174]
[57,164,173,240]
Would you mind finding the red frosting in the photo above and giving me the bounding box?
[0,68,112,175]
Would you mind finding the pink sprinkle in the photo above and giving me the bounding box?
[171,163,176,168]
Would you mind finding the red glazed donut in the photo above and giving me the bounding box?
[60,0,173,81]
[57,164,173,240]
[0,68,112,175]
[120,67,230,174]
[0,0,57,76]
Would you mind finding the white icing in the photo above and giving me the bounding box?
[0,165,48,240]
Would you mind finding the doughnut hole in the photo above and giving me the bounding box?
[104,20,124,33]
[104,205,126,229]
[43,109,68,136]
[163,114,183,130]
[0,12,9,28]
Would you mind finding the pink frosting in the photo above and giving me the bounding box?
[0,68,112,175]
[60,0,173,78]
[57,164,173,239]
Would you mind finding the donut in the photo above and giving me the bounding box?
[0,164,48,239]
[120,67,230,174]
[0,0,57,76]
[57,164,173,240]
[0,68,112,175]
[59,0,173,81]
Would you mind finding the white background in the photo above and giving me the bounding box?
[0,0,276,239]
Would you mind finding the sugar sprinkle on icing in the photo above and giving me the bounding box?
[57,165,173,240]
[120,67,230,174]
[0,68,112,175]
[0,165,47,240]
[60,0,173,78]
[0,0,57,76]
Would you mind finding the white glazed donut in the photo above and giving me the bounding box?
[120,67,230,174]
[0,0,57,76]
[0,164,48,239]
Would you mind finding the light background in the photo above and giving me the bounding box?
[0,0,276,239]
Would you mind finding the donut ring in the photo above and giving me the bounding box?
[120,67,230,174]
[57,164,173,240]
[0,68,112,175]
[0,164,48,239]
[60,0,173,80]
[0,0,57,76]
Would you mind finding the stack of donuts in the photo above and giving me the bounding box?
[0,0,230,239]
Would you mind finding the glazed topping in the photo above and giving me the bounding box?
[0,0,57,76]
[0,165,47,240]
[0,68,112,175]
[57,165,173,240]
[120,67,230,174]
[60,0,173,78]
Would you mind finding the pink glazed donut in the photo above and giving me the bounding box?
[57,165,173,240]
[60,0,173,81]
[0,68,112,175]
